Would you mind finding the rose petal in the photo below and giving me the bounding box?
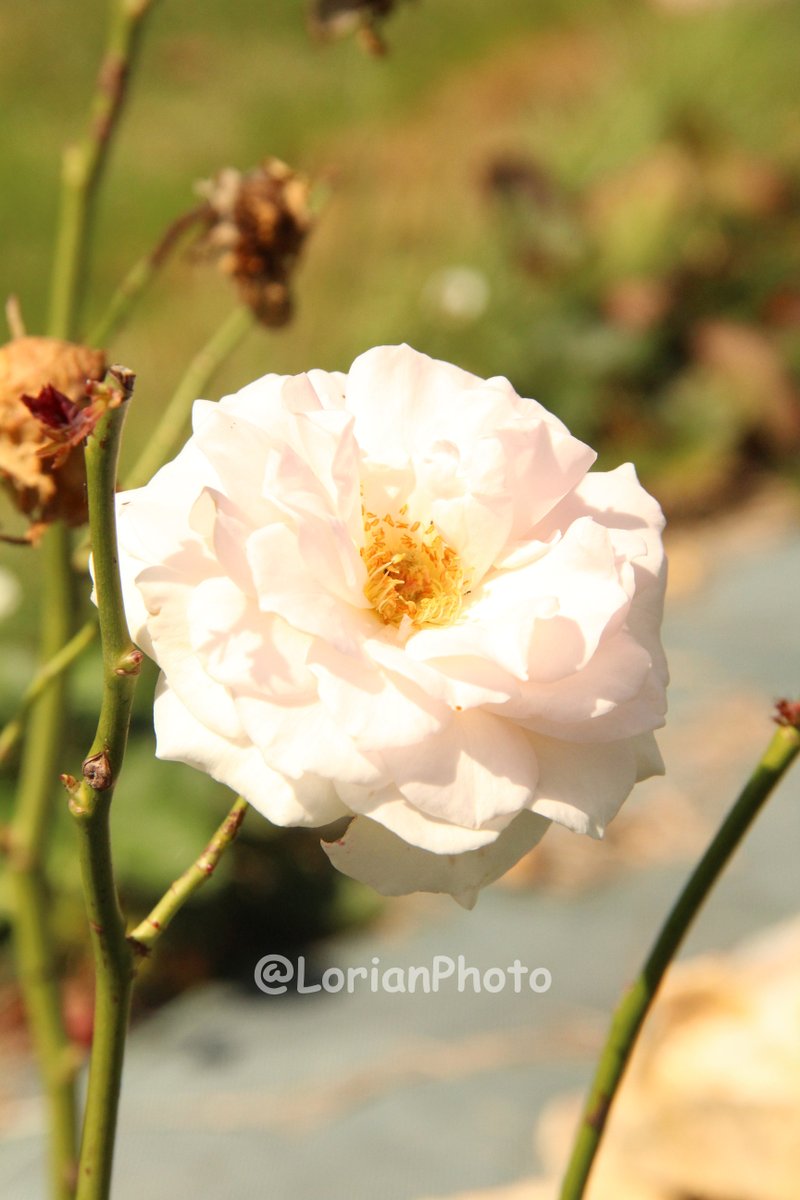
[323,809,551,908]
[154,679,344,826]
[527,732,642,836]
[379,710,539,829]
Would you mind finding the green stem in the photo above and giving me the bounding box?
[0,619,97,769]
[87,203,209,348]
[68,375,139,1200]
[7,521,79,1200]
[123,305,254,490]
[9,4,156,1193]
[559,720,800,1200]
[48,0,159,340]
[128,797,247,955]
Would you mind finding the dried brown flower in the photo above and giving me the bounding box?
[307,0,398,54]
[198,158,313,327]
[0,336,106,538]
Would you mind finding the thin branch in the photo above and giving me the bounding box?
[7,521,80,1200]
[558,716,800,1200]
[0,619,97,769]
[87,203,210,347]
[67,369,139,1200]
[123,305,254,490]
[48,0,160,340]
[128,797,248,955]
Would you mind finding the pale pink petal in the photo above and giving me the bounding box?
[136,562,243,743]
[527,733,640,836]
[154,680,340,827]
[323,809,551,908]
[308,639,449,752]
[246,523,373,654]
[379,710,539,828]
[234,693,384,791]
[343,787,507,853]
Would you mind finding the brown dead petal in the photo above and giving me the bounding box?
[0,336,106,531]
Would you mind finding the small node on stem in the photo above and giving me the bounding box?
[108,364,136,400]
[62,774,88,818]
[114,647,143,676]
[774,698,800,729]
[85,363,136,418]
[126,934,151,959]
[82,750,112,791]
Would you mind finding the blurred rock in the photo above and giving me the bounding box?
[421,917,800,1200]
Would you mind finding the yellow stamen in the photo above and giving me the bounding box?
[361,506,465,628]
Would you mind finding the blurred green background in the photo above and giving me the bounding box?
[2,0,800,1008]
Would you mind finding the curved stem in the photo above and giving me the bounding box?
[559,720,800,1200]
[0,619,97,769]
[48,0,159,340]
[123,305,254,490]
[87,203,209,348]
[7,525,80,1200]
[128,797,247,955]
[68,373,139,1200]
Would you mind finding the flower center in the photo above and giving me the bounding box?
[361,505,465,628]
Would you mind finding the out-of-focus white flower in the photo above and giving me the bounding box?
[115,345,668,907]
[422,266,490,323]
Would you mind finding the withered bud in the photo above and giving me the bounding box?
[82,750,113,791]
[774,699,800,729]
[308,0,398,53]
[196,158,313,327]
[22,385,103,467]
[0,336,106,538]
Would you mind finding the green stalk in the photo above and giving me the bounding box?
[49,0,160,341]
[8,5,160,1193]
[7,525,80,1200]
[68,375,139,1200]
[559,719,800,1200]
[123,305,254,490]
[87,204,209,348]
[0,619,97,769]
[128,797,247,955]
[6,5,157,1196]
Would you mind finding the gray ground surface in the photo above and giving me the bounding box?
[3,502,799,1199]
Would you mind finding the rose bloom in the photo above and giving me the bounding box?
[116,345,667,907]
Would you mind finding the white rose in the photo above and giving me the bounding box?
[116,345,667,907]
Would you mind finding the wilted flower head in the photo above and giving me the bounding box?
[308,0,400,54]
[0,336,106,538]
[115,345,668,907]
[197,158,313,327]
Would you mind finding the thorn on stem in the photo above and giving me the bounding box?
[587,1092,611,1132]
[60,773,81,796]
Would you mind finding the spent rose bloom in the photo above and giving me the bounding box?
[115,345,667,907]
